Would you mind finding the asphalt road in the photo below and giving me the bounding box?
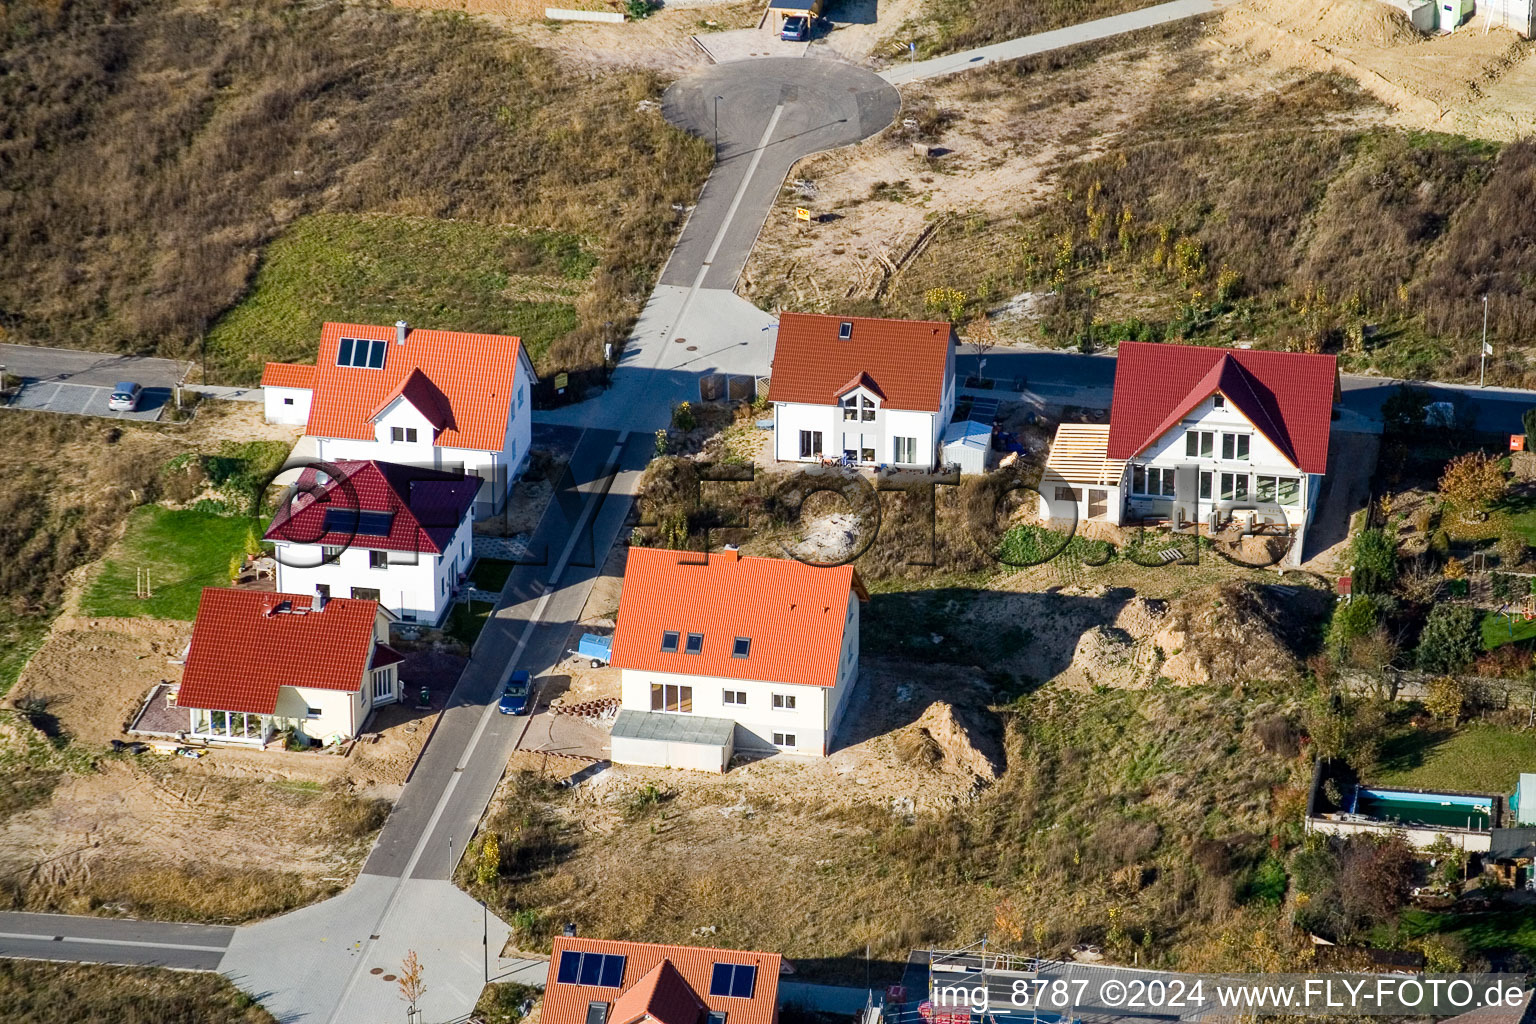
[0,912,233,971]
[660,58,899,291]
[0,343,187,388]
[363,427,653,881]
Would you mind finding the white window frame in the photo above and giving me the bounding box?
[1185,430,1214,459]
[771,693,797,711]
[722,690,747,706]
[1221,432,1250,461]
[372,668,393,702]
[1132,465,1176,497]
[772,732,797,748]
[894,436,917,463]
[369,550,389,570]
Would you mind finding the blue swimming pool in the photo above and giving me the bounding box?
[1349,786,1493,831]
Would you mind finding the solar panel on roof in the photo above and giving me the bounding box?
[710,963,756,999]
[557,951,626,989]
[321,508,395,536]
[336,337,386,369]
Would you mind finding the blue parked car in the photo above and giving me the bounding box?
[498,670,532,715]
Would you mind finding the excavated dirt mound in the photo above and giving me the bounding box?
[1067,626,1156,689]
[894,701,1005,785]
[1059,585,1324,689]
[1152,582,1327,687]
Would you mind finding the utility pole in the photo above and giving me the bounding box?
[447,835,454,878]
[713,96,722,156]
[1480,294,1490,387]
[483,900,490,983]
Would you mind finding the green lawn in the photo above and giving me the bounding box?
[1390,908,1536,963]
[82,507,258,621]
[446,599,494,647]
[471,559,514,594]
[1373,724,1536,795]
[1480,608,1536,649]
[0,617,52,698]
[205,214,593,383]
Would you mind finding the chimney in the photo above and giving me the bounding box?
[314,585,327,612]
[719,544,739,562]
[395,319,409,346]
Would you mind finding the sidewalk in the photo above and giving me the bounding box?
[880,0,1237,85]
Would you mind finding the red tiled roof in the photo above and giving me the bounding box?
[837,371,885,400]
[263,460,477,555]
[611,549,867,688]
[177,588,381,715]
[612,961,707,1024]
[368,367,453,431]
[769,313,953,412]
[1106,342,1338,474]
[543,938,780,1024]
[261,362,316,389]
[263,322,532,451]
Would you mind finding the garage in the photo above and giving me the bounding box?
[610,710,735,773]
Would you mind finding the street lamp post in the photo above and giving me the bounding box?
[482,900,489,983]
[1480,294,1490,388]
[714,95,722,155]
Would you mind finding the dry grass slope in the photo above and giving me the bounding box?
[0,958,273,1024]
[0,0,711,379]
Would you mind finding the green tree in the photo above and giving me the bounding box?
[1350,528,1398,594]
[1327,595,1379,655]
[1415,604,1480,674]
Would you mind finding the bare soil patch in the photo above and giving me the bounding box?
[741,36,1185,311]
[1214,0,1536,140]
[0,613,460,920]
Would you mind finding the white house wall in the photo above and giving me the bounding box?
[1126,394,1323,560]
[265,386,312,426]
[275,683,364,746]
[274,526,470,625]
[823,593,860,744]
[618,668,837,756]
[773,401,939,469]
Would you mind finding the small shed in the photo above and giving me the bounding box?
[610,709,736,773]
[766,0,823,23]
[942,419,992,475]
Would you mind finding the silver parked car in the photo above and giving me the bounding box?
[107,381,143,412]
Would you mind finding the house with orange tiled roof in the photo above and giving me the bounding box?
[174,588,403,748]
[263,460,478,626]
[541,936,780,1024]
[768,313,956,470]
[261,320,536,518]
[608,547,867,771]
